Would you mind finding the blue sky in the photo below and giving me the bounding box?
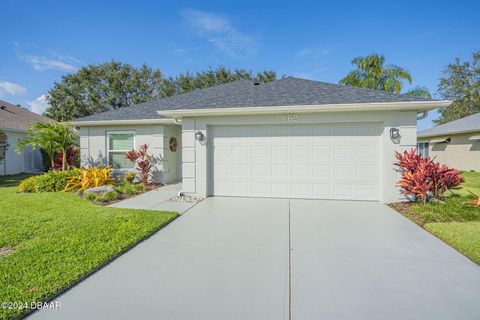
[1,0,478,130]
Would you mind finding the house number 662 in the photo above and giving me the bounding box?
[281,114,299,123]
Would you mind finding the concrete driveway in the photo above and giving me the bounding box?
[30,198,480,320]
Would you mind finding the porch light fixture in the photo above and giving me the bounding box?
[195,131,205,142]
[390,127,400,143]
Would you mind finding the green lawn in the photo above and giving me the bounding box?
[0,174,177,319]
[425,222,480,265]
[393,171,480,265]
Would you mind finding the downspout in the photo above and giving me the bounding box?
[417,110,428,120]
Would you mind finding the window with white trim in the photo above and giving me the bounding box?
[417,142,429,158]
[107,131,135,169]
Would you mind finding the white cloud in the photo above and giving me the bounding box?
[294,47,333,59]
[181,9,257,57]
[27,94,49,115]
[15,42,80,72]
[0,81,27,97]
[22,55,78,72]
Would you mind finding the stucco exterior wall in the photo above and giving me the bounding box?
[162,125,182,183]
[79,124,181,183]
[0,130,43,176]
[418,132,480,171]
[181,111,417,203]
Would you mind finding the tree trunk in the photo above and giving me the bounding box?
[50,153,55,171]
[62,149,67,171]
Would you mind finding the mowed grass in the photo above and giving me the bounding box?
[0,174,177,319]
[425,222,480,264]
[401,171,480,265]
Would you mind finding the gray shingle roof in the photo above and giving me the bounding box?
[418,112,480,137]
[0,99,53,131]
[75,77,437,122]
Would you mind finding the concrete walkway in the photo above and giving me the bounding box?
[110,182,197,214]
[30,198,480,320]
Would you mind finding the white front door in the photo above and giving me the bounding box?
[210,123,380,200]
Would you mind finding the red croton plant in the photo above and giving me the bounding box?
[394,148,463,204]
[123,144,154,185]
[52,146,79,171]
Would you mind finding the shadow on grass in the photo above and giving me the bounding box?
[0,173,40,188]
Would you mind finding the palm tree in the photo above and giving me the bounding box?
[17,122,78,171]
[404,86,432,99]
[339,54,412,94]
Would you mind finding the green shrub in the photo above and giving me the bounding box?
[18,176,38,192]
[122,184,138,196]
[32,170,80,192]
[97,190,118,202]
[133,184,146,192]
[85,193,97,202]
[123,171,136,183]
[114,182,146,196]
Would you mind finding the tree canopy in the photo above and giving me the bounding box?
[435,51,480,124]
[339,54,413,94]
[45,62,277,121]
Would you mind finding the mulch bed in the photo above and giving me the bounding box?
[388,202,427,226]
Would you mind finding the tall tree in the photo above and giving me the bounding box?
[45,62,165,121]
[435,51,480,124]
[339,54,412,94]
[165,67,276,94]
[404,86,432,99]
[45,63,276,121]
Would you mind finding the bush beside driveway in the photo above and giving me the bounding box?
[0,174,177,319]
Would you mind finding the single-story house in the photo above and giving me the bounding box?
[72,77,450,203]
[417,112,480,171]
[0,99,49,175]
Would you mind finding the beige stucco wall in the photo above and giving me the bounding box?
[79,124,181,184]
[418,132,480,171]
[181,110,418,203]
[0,130,43,176]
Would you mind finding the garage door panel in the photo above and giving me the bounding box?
[211,124,380,200]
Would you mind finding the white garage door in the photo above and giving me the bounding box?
[210,123,380,200]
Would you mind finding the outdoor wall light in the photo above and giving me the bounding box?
[390,127,400,139]
[390,127,400,143]
[195,131,205,142]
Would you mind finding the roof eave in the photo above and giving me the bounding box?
[157,100,451,118]
[418,128,480,138]
[71,118,177,127]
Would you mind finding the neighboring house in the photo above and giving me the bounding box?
[0,100,51,175]
[72,77,449,203]
[417,112,480,171]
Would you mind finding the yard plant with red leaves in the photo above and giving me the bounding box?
[124,144,154,185]
[394,148,463,203]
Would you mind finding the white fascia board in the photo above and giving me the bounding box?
[418,129,480,138]
[71,118,177,127]
[156,100,451,117]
